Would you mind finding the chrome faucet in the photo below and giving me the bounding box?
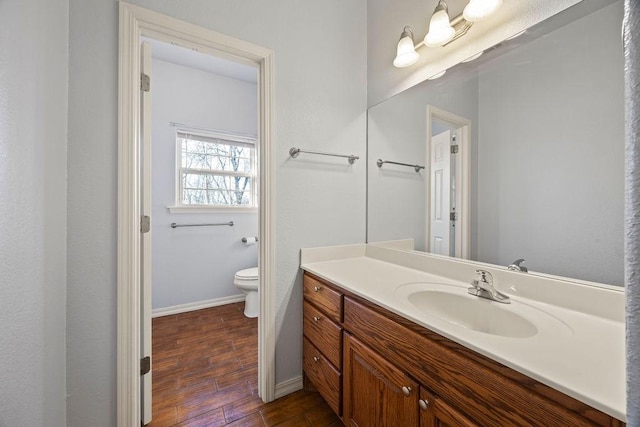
[507,258,528,273]
[468,269,511,304]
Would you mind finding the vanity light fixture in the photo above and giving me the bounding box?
[424,1,456,47]
[393,27,421,68]
[463,0,503,22]
[393,0,502,68]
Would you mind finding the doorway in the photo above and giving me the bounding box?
[118,3,275,425]
[425,105,471,259]
[141,35,260,424]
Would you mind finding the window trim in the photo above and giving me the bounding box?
[170,128,258,213]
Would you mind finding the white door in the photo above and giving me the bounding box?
[430,130,451,256]
[140,40,153,425]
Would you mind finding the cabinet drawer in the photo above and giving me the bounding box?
[303,274,342,323]
[303,337,342,416]
[303,301,342,369]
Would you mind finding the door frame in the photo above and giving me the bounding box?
[425,105,471,259]
[117,3,275,426]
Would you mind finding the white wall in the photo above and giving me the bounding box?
[476,1,624,285]
[367,0,584,106]
[0,0,68,425]
[67,0,367,424]
[367,72,479,251]
[151,59,258,310]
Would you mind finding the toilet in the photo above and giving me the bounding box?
[234,267,259,318]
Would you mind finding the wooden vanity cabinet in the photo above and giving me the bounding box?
[344,332,475,427]
[302,274,344,416]
[419,388,478,427]
[302,272,625,426]
[343,333,419,426]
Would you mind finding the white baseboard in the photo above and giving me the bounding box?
[152,294,245,318]
[274,375,303,399]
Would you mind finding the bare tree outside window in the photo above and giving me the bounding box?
[178,132,256,207]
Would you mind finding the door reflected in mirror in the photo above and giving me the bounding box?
[367,0,624,286]
[426,107,471,259]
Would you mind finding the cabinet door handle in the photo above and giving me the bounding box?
[313,286,322,292]
[401,386,412,396]
[419,399,429,410]
[313,316,321,322]
[313,356,320,362]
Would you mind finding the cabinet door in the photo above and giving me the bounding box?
[344,333,419,427]
[419,388,478,427]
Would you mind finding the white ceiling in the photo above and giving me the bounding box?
[142,37,257,84]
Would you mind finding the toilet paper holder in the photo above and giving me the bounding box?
[242,236,259,243]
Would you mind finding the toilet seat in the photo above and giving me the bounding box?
[235,267,258,281]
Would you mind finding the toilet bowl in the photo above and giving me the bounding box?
[234,267,259,318]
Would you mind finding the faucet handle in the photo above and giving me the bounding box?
[469,269,510,304]
[475,269,493,284]
[508,258,528,273]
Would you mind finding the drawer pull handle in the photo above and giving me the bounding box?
[401,386,412,396]
[419,399,429,410]
[313,286,322,292]
[313,356,320,362]
[313,316,321,322]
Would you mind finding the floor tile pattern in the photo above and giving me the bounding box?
[149,303,341,427]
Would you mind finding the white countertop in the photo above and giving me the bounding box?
[300,244,626,422]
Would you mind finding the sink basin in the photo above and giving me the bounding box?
[405,289,538,338]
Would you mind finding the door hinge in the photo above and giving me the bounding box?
[450,211,458,221]
[140,73,150,92]
[140,356,151,376]
[141,215,151,233]
[450,145,459,154]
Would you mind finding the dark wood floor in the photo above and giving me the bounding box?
[149,302,342,427]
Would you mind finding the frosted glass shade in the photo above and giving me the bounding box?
[393,32,419,68]
[463,0,503,22]
[424,8,455,47]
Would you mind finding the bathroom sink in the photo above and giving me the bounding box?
[395,283,540,338]
[406,289,537,338]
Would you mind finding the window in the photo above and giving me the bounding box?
[174,130,257,211]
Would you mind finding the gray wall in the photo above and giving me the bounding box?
[0,0,68,425]
[476,1,624,284]
[67,0,367,425]
[151,59,258,310]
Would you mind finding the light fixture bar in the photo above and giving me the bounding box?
[392,0,502,68]
[443,13,474,46]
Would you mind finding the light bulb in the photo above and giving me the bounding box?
[393,28,419,68]
[463,0,503,22]
[424,2,455,47]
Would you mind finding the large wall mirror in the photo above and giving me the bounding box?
[367,0,624,286]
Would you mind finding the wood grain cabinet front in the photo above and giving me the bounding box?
[303,273,345,417]
[303,273,343,323]
[343,333,419,427]
[303,337,342,415]
[419,388,478,427]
